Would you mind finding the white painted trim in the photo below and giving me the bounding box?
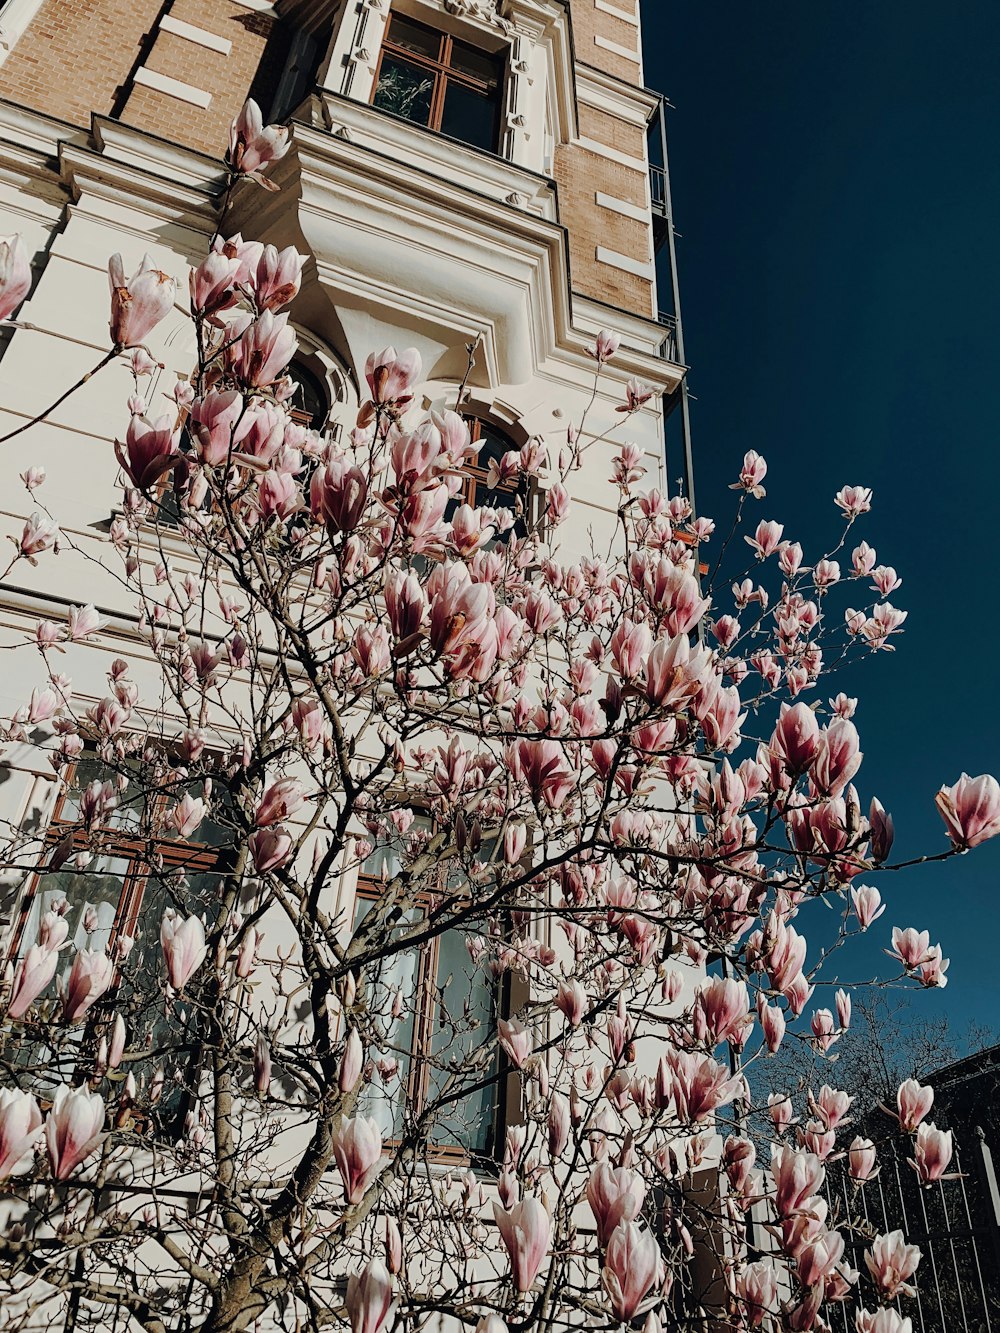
[594,33,641,64]
[230,0,275,10]
[596,191,648,223]
[594,0,639,26]
[576,135,646,174]
[160,15,233,56]
[0,0,46,67]
[133,67,213,109]
[596,246,654,280]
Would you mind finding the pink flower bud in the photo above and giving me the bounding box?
[0,233,32,319]
[159,911,207,990]
[339,1029,364,1094]
[45,1085,104,1180]
[0,1088,43,1179]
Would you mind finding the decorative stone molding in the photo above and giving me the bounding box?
[442,0,514,36]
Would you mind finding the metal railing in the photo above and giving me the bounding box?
[821,1128,1000,1333]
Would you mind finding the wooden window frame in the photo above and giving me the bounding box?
[353,819,503,1166]
[5,758,226,971]
[371,11,506,154]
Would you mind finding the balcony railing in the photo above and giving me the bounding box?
[650,163,669,251]
[656,309,679,363]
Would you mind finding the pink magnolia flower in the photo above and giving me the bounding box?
[189,250,241,317]
[506,739,574,811]
[810,1008,837,1053]
[190,389,244,468]
[865,1229,921,1299]
[836,988,852,1030]
[169,793,205,838]
[555,980,587,1027]
[108,253,175,348]
[734,1258,778,1327]
[730,449,767,498]
[45,1085,104,1180]
[0,233,32,319]
[812,558,841,590]
[497,1017,533,1068]
[693,976,752,1049]
[768,1092,794,1132]
[364,346,421,413]
[848,1137,879,1183]
[62,949,114,1023]
[255,777,305,826]
[239,310,297,388]
[856,1312,913,1333]
[890,926,935,970]
[493,1197,551,1292]
[0,1088,43,1178]
[586,1161,646,1246]
[588,329,620,363]
[896,1078,934,1133]
[935,773,1000,849]
[835,485,873,517]
[115,412,179,491]
[745,519,784,559]
[602,1222,663,1320]
[771,702,821,775]
[310,456,368,532]
[332,1115,383,1203]
[617,378,655,412]
[851,884,885,930]
[910,1122,953,1184]
[346,1261,395,1333]
[811,718,862,796]
[853,540,877,575]
[227,98,290,181]
[257,469,300,521]
[18,513,59,560]
[252,244,305,312]
[770,1145,825,1216]
[249,827,292,873]
[797,1227,845,1286]
[757,998,786,1054]
[658,1048,740,1122]
[159,911,207,990]
[7,943,60,1019]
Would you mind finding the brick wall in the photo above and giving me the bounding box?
[119,1,290,157]
[569,0,644,85]
[0,0,289,159]
[0,0,161,127]
[558,2,654,318]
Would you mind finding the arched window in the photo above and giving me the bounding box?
[287,357,330,432]
[451,415,527,542]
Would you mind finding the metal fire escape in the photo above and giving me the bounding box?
[649,96,696,516]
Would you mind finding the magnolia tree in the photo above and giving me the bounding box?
[0,100,997,1333]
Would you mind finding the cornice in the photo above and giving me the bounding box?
[574,62,660,124]
[59,120,224,236]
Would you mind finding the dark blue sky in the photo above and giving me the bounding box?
[642,2,1000,1041]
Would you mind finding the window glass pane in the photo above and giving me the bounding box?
[440,79,499,152]
[386,13,441,59]
[16,860,130,964]
[60,758,143,832]
[426,926,497,1153]
[373,54,435,126]
[353,896,420,1139]
[449,39,502,88]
